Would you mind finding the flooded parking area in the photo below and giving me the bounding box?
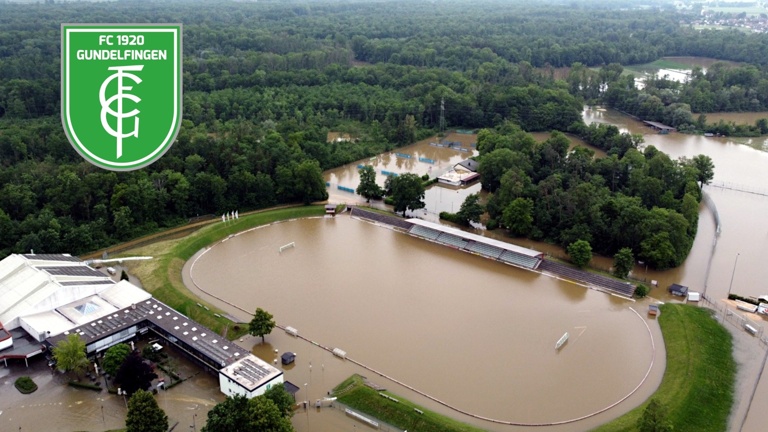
[186,216,662,429]
[0,341,224,432]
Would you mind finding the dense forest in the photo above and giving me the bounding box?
[0,0,758,265]
[474,121,711,269]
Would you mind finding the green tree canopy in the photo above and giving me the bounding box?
[389,173,425,216]
[126,389,168,432]
[264,384,295,418]
[202,394,293,432]
[567,240,593,268]
[501,197,534,237]
[102,343,132,376]
[691,154,715,188]
[293,159,329,205]
[52,333,88,376]
[456,193,484,226]
[249,308,276,343]
[612,247,634,279]
[356,165,383,202]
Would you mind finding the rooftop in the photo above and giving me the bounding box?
[46,297,247,368]
[406,219,543,258]
[220,354,283,391]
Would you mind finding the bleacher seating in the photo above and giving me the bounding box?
[467,241,504,259]
[409,225,442,240]
[499,250,540,269]
[436,232,469,249]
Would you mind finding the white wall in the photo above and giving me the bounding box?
[219,372,284,398]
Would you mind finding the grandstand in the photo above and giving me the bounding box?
[406,219,543,270]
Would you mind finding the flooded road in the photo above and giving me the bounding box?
[187,216,662,431]
[583,107,768,301]
[0,343,223,432]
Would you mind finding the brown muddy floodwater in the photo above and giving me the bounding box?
[0,342,223,432]
[187,216,662,431]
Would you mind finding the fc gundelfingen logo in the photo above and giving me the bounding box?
[62,24,182,171]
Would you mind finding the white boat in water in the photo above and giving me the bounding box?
[555,332,569,350]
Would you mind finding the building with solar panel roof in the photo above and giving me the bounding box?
[0,253,284,398]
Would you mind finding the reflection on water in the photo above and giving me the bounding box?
[189,217,659,428]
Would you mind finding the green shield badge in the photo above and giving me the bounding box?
[62,24,182,171]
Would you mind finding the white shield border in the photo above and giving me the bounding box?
[61,24,183,171]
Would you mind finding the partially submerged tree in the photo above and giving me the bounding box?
[501,197,533,236]
[126,389,168,432]
[356,165,383,202]
[388,173,425,216]
[249,308,276,343]
[567,240,593,268]
[53,333,88,376]
[691,154,715,189]
[264,384,295,418]
[612,247,634,279]
[456,193,484,226]
[102,343,131,376]
[116,351,158,396]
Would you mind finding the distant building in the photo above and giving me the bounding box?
[668,283,688,297]
[326,132,357,143]
[437,158,480,186]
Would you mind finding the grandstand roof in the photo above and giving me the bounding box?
[406,219,543,258]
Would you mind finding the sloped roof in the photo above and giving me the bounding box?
[456,159,479,172]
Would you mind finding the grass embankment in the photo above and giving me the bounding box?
[593,304,735,432]
[333,375,485,432]
[123,206,325,339]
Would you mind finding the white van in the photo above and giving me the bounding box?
[106,267,116,275]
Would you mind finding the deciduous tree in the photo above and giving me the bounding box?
[202,394,293,432]
[126,389,168,432]
[115,351,158,396]
[567,240,592,268]
[501,198,533,236]
[356,165,383,202]
[249,308,276,344]
[389,173,425,216]
[102,343,131,376]
[52,334,88,376]
[691,154,715,188]
[456,193,484,226]
[612,247,634,279]
[264,384,295,418]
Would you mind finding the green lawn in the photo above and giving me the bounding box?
[333,375,486,432]
[123,206,325,338]
[592,304,735,432]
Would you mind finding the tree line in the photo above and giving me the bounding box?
[0,0,739,264]
[473,122,713,270]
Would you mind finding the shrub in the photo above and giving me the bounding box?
[15,376,38,394]
[439,212,460,224]
[485,218,499,230]
[635,284,649,298]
